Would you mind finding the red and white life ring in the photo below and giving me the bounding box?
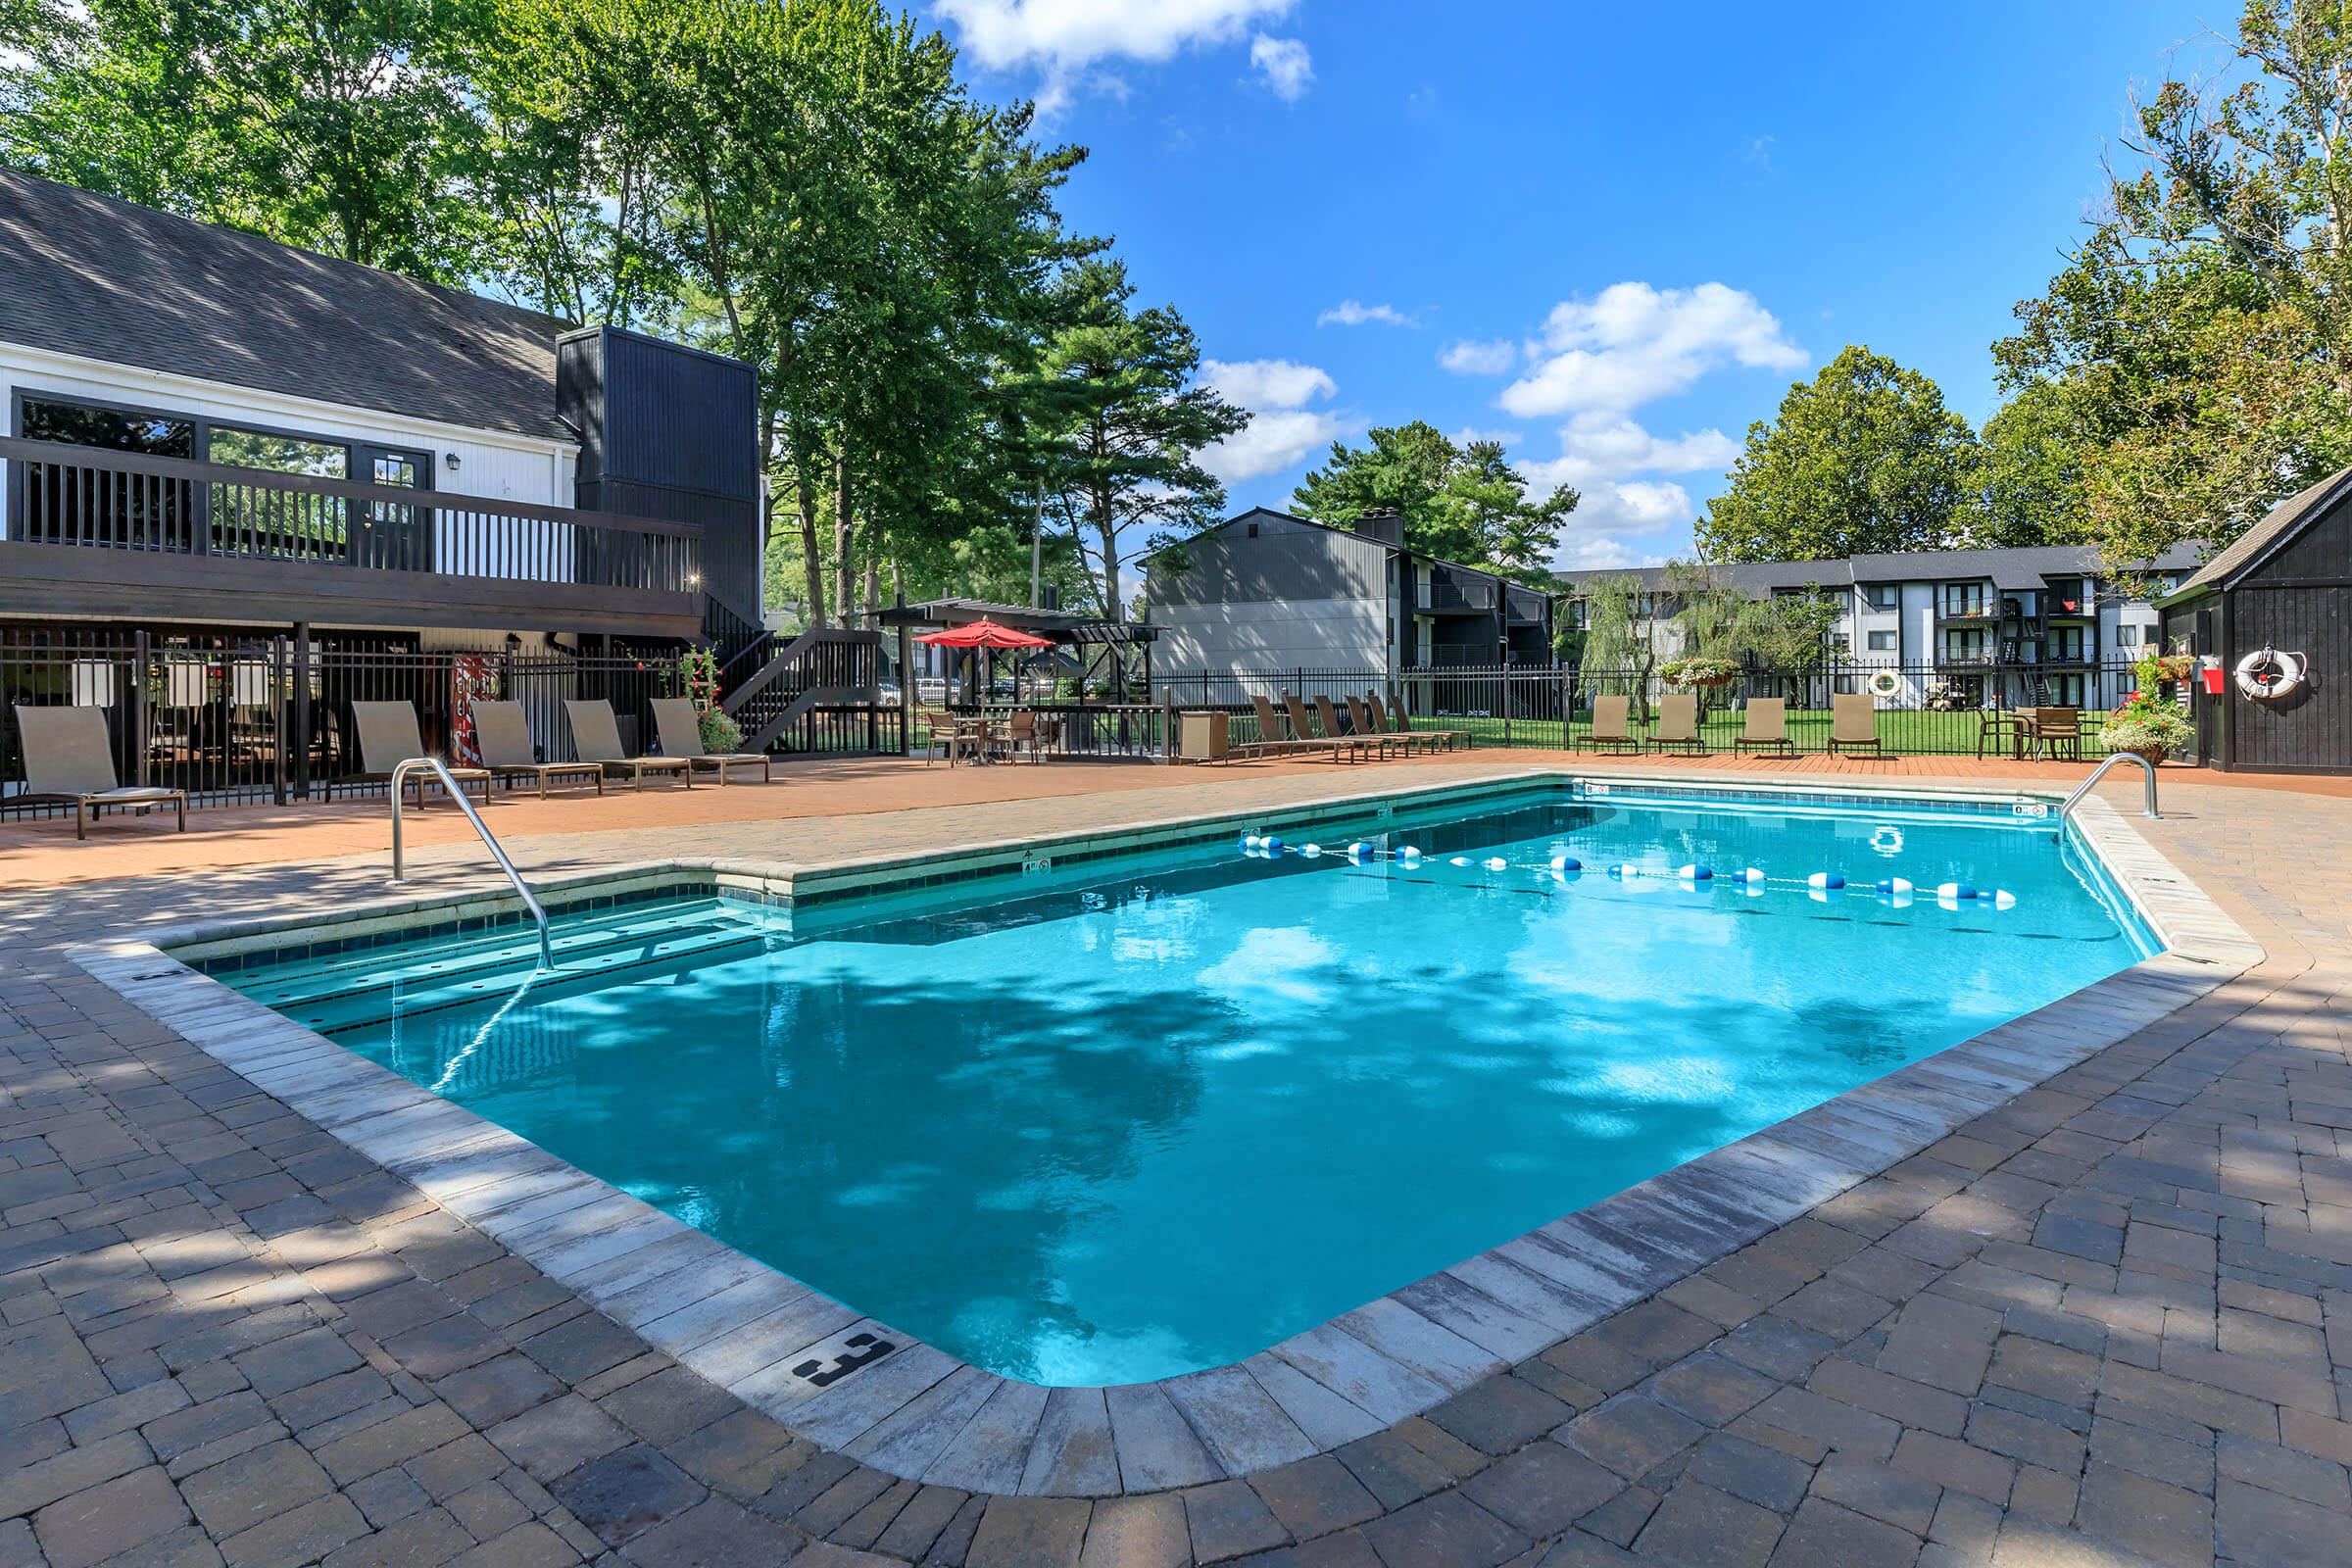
[2233,647,2306,700]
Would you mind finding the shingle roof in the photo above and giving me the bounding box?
[2167,466,2352,597]
[0,171,576,443]
[1556,540,2205,597]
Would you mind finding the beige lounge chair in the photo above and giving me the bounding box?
[1284,693,1365,761]
[1829,692,1883,756]
[565,700,693,788]
[651,698,771,784]
[348,700,493,806]
[1734,697,1793,756]
[471,702,604,797]
[1649,693,1705,754]
[9,705,186,839]
[1366,693,1465,751]
[1579,694,1639,753]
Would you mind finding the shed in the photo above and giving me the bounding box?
[2158,467,2352,773]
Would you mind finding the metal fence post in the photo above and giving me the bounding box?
[129,630,149,788]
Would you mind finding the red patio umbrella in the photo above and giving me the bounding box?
[914,617,1057,650]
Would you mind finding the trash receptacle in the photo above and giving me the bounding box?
[1178,710,1228,761]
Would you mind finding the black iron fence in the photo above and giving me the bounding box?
[0,628,895,815]
[1157,660,2158,757]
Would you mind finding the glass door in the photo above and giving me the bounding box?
[355,446,433,571]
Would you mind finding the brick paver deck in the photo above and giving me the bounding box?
[1,760,2345,1567]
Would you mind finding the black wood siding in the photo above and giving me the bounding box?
[559,326,762,624]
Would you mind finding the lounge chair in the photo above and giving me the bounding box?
[1348,696,1419,759]
[1828,692,1883,756]
[348,700,493,806]
[651,698,772,784]
[9,705,186,839]
[565,700,693,788]
[1734,697,1794,756]
[1366,693,1465,752]
[1285,693,1368,761]
[1578,694,1639,753]
[471,701,604,797]
[1242,695,1310,759]
[1316,696,1389,760]
[1648,693,1705,754]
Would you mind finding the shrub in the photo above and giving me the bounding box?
[1658,656,1741,688]
[700,707,745,756]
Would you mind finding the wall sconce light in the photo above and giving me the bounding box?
[444,452,462,471]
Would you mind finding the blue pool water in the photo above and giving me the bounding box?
[223,786,2153,1385]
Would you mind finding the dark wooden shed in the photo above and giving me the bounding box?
[2159,466,2352,774]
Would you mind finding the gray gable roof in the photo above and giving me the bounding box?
[0,171,576,443]
[2167,466,2352,598]
[1557,540,2205,597]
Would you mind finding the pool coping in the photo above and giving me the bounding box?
[66,768,2261,1497]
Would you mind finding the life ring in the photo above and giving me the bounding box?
[2233,647,2306,700]
[1866,669,1904,699]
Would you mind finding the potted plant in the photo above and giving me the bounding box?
[2104,657,2191,762]
[1658,656,1741,689]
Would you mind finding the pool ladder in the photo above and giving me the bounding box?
[388,758,555,970]
[2057,752,2160,821]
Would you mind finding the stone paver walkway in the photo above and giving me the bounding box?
[0,763,2346,1567]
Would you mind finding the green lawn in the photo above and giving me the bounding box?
[1401,706,2111,757]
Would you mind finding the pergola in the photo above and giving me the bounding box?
[874,597,1160,706]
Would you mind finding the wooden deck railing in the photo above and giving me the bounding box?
[0,437,703,594]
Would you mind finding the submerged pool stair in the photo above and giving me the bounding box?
[226,898,775,1034]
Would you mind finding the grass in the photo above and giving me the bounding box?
[1405,706,2112,757]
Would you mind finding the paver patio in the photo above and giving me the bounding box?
[1,756,2346,1567]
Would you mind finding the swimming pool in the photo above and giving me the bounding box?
[216,783,2154,1387]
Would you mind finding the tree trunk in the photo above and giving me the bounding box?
[1094,484,1122,622]
[832,450,856,627]
[793,465,828,629]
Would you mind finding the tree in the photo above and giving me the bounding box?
[1995,1,2352,566]
[4,0,496,281]
[1032,260,1246,620]
[1292,422,1578,581]
[1695,346,1984,563]
[1566,573,1659,722]
[1977,384,2091,548]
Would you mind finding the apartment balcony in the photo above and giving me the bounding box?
[1935,595,2024,624]
[1415,574,1497,615]
[0,436,706,638]
[1935,649,1996,668]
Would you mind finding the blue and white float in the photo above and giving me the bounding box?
[1935,882,1978,901]
[1609,861,1642,880]
[1484,856,1510,871]
[1807,871,1844,890]
[1678,863,1712,882]
[1875,877,1913,897]
[1260,836,1283,856]
[1300,843,1322,858]
[1992,890,2017,909]
[1549,854,1583,874]
[1348,841,1374,861]
[1396,844,1423,863]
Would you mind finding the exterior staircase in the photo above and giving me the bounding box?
[720,627,888,754]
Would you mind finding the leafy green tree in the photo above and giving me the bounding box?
[1030,260,1245,620]
[4,0,496,280]
[1695,345,1984,563]
[1567,573,1658,721]
[1292,421,1577,581]
[1977,384,2091,548]
[1995,1,2352,564]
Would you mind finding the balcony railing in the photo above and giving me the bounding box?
[0,437,703,595]
[1416,576,1496,613]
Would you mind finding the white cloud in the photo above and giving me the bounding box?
[937,0,1295,109]
[1250,33,1313,101]
[1498,281,1803,418]
[1440,337,1517,375]
[1318,300,1415,328]
[1525,412,1741,491]
[1200,358,1335,410]
[1199,358,1344,483]
[1450,427,1523,448]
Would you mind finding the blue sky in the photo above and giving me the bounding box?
[922,0,2231,568]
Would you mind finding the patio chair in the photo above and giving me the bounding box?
[9,705,187,839]
[1977,705,2025,759]
[1828,692,1884,757]
[1366,693,1465,752]
[2027,706,2082,761]
[1734,698,1794,756]
[1316,696,1388,760]
[1649,693,1706,754]
[1002,710,1047,763]
[651,698,772,784]
[347,700,493,807]
[1578,695,1640,753]
[564,700,693,788]
[471,702,603,798]
[1243,695,1310,759]
[1348,696,1419,758]
[1284,693,1366,762]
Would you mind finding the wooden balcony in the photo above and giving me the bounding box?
[0,437,706,638]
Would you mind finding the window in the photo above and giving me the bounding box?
[1867,630,1896,652]
[21,397,193,458]
[1863,583,1898,611]
[208,426,349,479]
[2116,624,2141,647]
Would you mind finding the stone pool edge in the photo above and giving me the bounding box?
[64,772,2258,1499]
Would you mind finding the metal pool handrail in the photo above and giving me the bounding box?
[2058,752,2160,821]
[388,758,554,970]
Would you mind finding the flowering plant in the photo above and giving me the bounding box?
[1658,656,1741,688]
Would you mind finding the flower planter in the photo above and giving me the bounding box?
[2108,745,2171,765]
